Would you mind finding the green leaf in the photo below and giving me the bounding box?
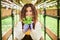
[22,16,32,24]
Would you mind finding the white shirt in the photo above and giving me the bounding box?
[14,21,42,40]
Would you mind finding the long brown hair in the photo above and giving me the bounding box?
[20,3,37,29]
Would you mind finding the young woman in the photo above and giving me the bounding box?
[14,3,43,40]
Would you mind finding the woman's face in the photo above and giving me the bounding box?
[26,7,33,17]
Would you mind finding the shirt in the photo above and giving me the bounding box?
[14,21,42,40]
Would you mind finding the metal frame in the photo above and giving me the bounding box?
[44,0,46,40]
[57,0,60,40]
[43,0,60,40]
[0,0,2,40]
[11,9,14,40]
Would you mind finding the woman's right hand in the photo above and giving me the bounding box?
[23,24,29,33]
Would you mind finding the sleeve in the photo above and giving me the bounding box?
[35,21,43,40]
[14,22,23,39]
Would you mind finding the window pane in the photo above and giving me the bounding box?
[46,34,51,40]
[2,17,12,35]
[46,16,57,35]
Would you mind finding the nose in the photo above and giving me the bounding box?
[26,12,32,16]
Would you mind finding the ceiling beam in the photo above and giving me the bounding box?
[13,0,23,7]
[35,0,42,5]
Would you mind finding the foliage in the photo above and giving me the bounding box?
[23,16,32,24]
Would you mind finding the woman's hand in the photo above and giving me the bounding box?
[23,24,29,33]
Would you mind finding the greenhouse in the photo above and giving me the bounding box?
[0,0,60,40]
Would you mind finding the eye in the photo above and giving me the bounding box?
[30,10,32,12]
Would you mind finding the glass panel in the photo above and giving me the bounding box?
[38,13,44,24]
[46,16,57,40]
[46,16,57,35]
[38,9,44,39]
[8,10,20,40]
[45,0,57,40]
[2,16,12,35]
[46,34,51,40]
[14,14,20,24]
